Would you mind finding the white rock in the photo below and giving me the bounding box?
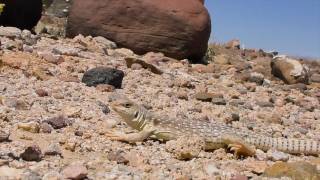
[93,36,117,49]
[0,26,21,38]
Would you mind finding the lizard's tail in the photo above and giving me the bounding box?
[246,136,320,155]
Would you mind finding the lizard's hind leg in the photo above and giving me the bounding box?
[221,134,256,157]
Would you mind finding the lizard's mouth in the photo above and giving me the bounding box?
[110,102,130,117]
[110,102,121,113]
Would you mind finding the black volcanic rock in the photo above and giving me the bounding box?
[82,67,124,88]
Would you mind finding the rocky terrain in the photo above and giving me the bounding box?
[0,25,320,180]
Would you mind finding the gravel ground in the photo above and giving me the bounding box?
[0,27,319,179]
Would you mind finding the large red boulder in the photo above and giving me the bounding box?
[67,0,211,61]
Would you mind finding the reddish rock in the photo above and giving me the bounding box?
[231,175,248,180]
[190,64,215,73]
[62,164,88,180]
[271,56,310,84]
[107,151,129,164]
[58,75,80,83]
[96,84,115,92]
[225,39,241,49]
[38,52,65,65]
[35,89,49,97]
[67,0,211,61]
[125,57,163,75]
[44,115,69,129]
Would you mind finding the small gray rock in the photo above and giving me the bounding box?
[311,74,320,83]
[44,143,62,156]
[107,151,129,164]
[212,97,227,105]
[40,122,53,133]
[256,101,274,108]
[53,45,80,56]
[249,72,265,85]
[229,99,245,106]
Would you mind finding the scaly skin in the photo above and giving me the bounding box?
[107,97,320,157]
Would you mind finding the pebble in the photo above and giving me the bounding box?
[4,98,30,110]
[35,89,49,97]
[256,101,274,108]
[214,54,230,65]
[311,74,320,83]
[40,122,53,133]
[39,51,65,65]
[96,84,115,92]
[82,67,124,88]
[44,143,62,157]
[107,151,129,164]
[65,141,77,152]
[0,26,21,37]
[231,175,248,180]
[212,97,227,105]
[44,115,70,129]
[263,162,319,179]
[204,162,220,176]
[59,75,80,83]
[42,171,63,180]
[52,45,80,56]
[194,92,221,102]
[0,166,23,178]
[165,136,204,160]
[229,99,245,106]
[0,131,10,142]
[93,36,117,49]
[177,89,188,100]
[255,149,267,161]
[62,164,88,180]
[249,72,265,85]
[267,149,289,162]
[63,106,82,118]
[131,63,143,70]
[17,121,40,133]
[20,145,42,162]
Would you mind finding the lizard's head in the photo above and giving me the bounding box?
[111,98,139,121]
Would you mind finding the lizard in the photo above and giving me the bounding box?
[106,97,320,157]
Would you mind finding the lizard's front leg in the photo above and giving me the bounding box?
[105,128,155,143]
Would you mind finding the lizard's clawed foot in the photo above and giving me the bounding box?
[105,131,127,142]
[228,143,255,157]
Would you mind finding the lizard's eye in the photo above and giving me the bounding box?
[124,103,131,108]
